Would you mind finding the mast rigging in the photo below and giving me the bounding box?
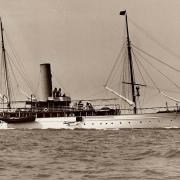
[120,10,137,114]
[0,18,11,108]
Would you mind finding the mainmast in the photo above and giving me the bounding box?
[120,10,137,114]
[0,18,11,108]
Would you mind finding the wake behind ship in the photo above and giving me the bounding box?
[1,11,180,129]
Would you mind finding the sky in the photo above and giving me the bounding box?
[1,0,180,107]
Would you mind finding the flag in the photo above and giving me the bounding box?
[120,11,126,15]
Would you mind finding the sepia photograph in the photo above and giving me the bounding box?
[0,0,180,179]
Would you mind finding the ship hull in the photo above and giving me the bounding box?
[5,112,180,129]
[0,116,35,124]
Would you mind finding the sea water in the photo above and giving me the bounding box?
[0,129,180,180]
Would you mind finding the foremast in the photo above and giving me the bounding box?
[120,10,137,114]
[0,18,11,108]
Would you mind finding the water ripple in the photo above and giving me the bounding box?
[0,129,180,179]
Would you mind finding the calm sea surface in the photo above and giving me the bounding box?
[0,129,180,180]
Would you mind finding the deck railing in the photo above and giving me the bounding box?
[0,103,179,115]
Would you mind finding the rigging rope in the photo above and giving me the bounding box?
[132,44,180,74]
[105,42,126,86]
[133,47,180,91]
[2,50,14,106]
[51,71,70,96]
[122,50,131,101]
[6,52,30,100]
[6,54,17,104]
[4,30,34,94]
[131,47,162,105]
[5,51,33,95]
[160,91,180,103]
[71,97,119,102]
[131,48,159,90]
[131,48,147,109]
[34,72,40,96]
[131,48,146,86]
[128,17,180,60]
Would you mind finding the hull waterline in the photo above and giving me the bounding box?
[5,112,180,129]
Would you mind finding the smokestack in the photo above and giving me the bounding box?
[40,63,52,101]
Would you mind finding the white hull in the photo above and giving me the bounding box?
[5,112,180,129]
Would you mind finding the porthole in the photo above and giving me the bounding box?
[106,123,108,125]
[84,123,86,125]
[128,122,130,124]
[149,121,151,123]
[120,122,122,124]
[100,123,102,125]
[92,123,94,125]
[111,122,113,124]
[140,121,142,123]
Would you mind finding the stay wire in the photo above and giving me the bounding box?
[131,48,146,86]
[34,72,40,97]
[108,45,126,88]
[118,47,127,90]
[129,17,180,60]
[0,50,3,93]
[51,71,70,96]
[4,30,27,74]
[6,52,23,97]
[3,52,14,106]
[5,55,16,103]
[132,44,180,74]
[4,30,34,93]
[131,49,159,90]
[133,48,180,91]
[105,41,126,86]
[5,51,34,94]
[131,48,146,109]
[131,50,180,93]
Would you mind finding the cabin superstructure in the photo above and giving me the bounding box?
[26,63,71,110]
[26,63,119,118]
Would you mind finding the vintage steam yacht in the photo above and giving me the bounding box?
[1,11,180,129]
